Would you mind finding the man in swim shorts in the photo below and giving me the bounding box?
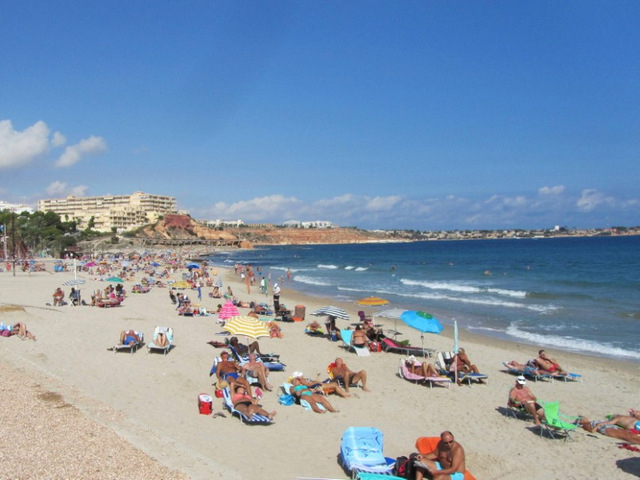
[534,350,567,375]
[215,351,252,394]
[414,431,465,480]
[508,376,545,426]
[119,330,140,346]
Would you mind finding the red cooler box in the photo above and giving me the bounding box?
[198,393,213,415]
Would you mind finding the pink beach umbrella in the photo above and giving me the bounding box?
[218,300,240,320]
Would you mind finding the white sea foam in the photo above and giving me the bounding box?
[293,275,332,287]
[318,264,338,270]
[505,324,640,360]
[345,266,355,270]
[355,267,368,272]
[401,279,527,298]
[397,291,556,312]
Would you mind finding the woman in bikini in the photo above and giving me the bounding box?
[405,358,439,377]
[231,385,276,421]
[291,377,339,413]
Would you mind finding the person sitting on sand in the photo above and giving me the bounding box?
[451,348,484,384]
[229,336,262,356]
[405,356,439,377]
[119,330,140,346]
[290,376,339,413]
[508,376,545,426]
[169,290,177,304]
[351,325,369,349]
[291,371,351,398]
[231,384,276,421]
[242,353,273,392]
[579,416,640,444]
[215,351,252,394]
[534,350,567,375]
[53,287,64,306]
[331,357,370,392]
[12,322,36,341]
[414,430,466,480]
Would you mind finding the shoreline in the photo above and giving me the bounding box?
[1,255,639,479]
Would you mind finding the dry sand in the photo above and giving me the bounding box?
[1,258,640,480]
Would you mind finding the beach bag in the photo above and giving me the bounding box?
[393,455,411,478]
[278,394,295,406]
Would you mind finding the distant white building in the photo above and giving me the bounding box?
[203,219,245,228]
[282,220,336,229]
[37,191,176,232]
[0,201,34,214]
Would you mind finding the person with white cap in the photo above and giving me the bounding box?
[508,375,545,426]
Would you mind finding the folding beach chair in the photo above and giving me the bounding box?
[539,401,581,441]
[221,387,273,425]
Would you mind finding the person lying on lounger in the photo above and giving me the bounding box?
[331,357,370,392]
[230,336,262,356]
[231,384,276,421]
[119,330,140,346]
[291,372,351,398]
[290,377,339,413]
[406,357,439,377]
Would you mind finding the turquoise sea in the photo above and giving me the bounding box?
[206,236,640,362]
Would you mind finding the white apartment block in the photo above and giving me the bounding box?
[37,191,176,232]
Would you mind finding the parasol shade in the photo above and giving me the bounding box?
[223,316,270,339]
[399,310,443,334]
[311,306,349,320]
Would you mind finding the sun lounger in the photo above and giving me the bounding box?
[435,352,488,385]
[221,387,273,425]
[340,427,396,478]
[398,360,451,389]
[340,329,371,357]
[147,326,173,355]
[381,337,433,358]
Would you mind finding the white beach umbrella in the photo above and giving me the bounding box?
[311,306,349,320]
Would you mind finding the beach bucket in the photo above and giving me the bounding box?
[198,393,213,415]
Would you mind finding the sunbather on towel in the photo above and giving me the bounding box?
[291,377,339,413]
[579,417,640,444]
[534,349,567,375]
[508,376,544,426]
[331,357,370,392]
[12,322,36,341]
[232,384,276,421]
[406,358,439,377]
[414,431,466,480]
[119,330,140,346]
[243,353,274,391]
[216,351,252,394]
[581,411,640,432]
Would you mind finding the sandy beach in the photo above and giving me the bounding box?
[1,255,639,480]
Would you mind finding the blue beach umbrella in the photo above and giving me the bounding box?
[399,311,443,334]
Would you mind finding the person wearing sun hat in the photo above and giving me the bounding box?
[508,375,545,426]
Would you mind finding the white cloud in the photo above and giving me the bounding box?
[365,195,402,211]
[56,135,107,168]
[577,189,614,212]
[205,195,302,221]
[45,181,68,196]
[0,119,50,169]
[539,185,565,195]
[51,131,67,147]
[44,181,88,198]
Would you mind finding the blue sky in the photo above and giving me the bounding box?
[1,1,638,230]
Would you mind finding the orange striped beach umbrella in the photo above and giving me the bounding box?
[357,297,390,306]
